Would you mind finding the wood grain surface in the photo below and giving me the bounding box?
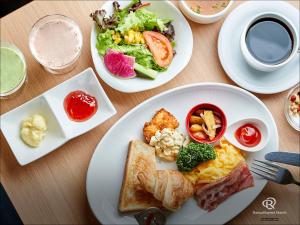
[1,1,299,224]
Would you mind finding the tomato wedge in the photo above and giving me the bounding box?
[139,2,151,8]
[132,2,151,11]
[143,31,173,68]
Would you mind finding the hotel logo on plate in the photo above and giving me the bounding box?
[253,196,287,222]
[262,197,276,210]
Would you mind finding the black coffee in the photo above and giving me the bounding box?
[246,18,293,65]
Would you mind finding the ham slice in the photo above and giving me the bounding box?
[195,162,254,211]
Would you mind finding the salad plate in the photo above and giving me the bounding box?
[0,68,116,165]
[218,1,300,94]
[90,0,193,93]
[86,83,278,225]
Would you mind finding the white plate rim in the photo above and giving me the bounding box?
[90,0,193,93]
[218,1,300,94]
[86,82,279,225]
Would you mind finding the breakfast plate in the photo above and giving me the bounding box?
[0,68,116,165]
[218,1,300,94]
[90,0,193,93]
[86,83,278,224]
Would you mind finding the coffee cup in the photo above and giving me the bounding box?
[240,12,299,72]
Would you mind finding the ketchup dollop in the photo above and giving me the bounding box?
[64,90,98,122]
[235,124,261,147]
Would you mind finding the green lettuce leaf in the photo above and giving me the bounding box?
[116,8,172,34]
[111,44,153,68]
[116,11,143,34]
[96,29,114,55]
[112,0,141,24]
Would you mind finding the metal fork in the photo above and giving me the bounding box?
[251,159,300,186]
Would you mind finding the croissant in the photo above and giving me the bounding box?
[138,169,194,211]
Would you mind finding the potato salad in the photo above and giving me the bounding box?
[150,128,187,161]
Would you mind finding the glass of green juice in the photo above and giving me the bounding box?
[0,42,27,99]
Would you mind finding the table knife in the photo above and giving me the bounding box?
[265,152,300,167]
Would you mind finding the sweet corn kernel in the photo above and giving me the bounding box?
[124,30,145,44]
[112,32,122,44]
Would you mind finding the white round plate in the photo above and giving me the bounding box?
[86,83,278,225]
[90,0,193,93]
[218,1,300,94]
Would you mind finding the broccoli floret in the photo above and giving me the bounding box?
[176,142,216,172]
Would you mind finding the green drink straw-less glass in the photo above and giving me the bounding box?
[0,42,27,98]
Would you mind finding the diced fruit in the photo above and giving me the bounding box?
[291,95,296,102]
[104,49,136,78]
[143,31,173,68]
[214,115,222,124]
[190,115,204,124]
[193,131,208,140]
[190,124,203,132]
[195,109,204,116]
[202,110,216,140]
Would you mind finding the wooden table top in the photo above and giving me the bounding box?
[1,1,299,224]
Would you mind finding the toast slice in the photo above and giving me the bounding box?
[118,140,162,212]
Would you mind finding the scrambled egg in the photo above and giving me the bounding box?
[20,114,47,147]
[184,139,245,184]
[150,128,188,161]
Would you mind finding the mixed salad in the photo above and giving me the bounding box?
[90,0,175,80]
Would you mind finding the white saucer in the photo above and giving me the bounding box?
[218,1,300,94]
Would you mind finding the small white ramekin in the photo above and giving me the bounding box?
[179,0,233,24]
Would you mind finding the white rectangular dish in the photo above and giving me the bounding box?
[0,67,116,166]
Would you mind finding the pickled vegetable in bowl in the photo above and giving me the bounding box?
[186,103,227,143]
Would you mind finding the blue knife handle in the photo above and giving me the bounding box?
[265,152,300,167]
